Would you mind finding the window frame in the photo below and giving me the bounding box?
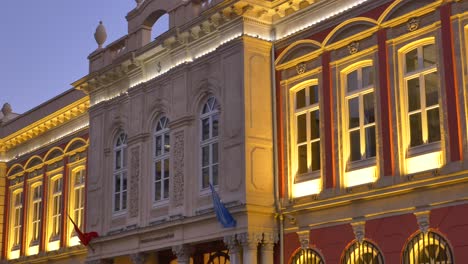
[200,96,220,192]
[153,116,170,205]
[11,190,23,250]
[113,132,128,215]
[289,79,322,183]
[49,176,63,241]
[71,167,85,231]
[30,183,42,245]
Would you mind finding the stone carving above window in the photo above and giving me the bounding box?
[296,63,307,75]
[347,41,360,55]
[407,17,420,32]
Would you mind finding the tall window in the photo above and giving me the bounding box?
[201,97,219,189]
[294,84,320,176]
[291,248,324,264]
[114,133,128,213]
[31,185,42,244]
[403,231,453,264]
[12,191,23,249]
[51,177,62,240]
[344,65,376,163]
[342,240,384,264]
[72,169,85,229]
[154,117,170,202]
[403,42,440,148]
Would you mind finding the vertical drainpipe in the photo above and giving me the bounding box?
[270,32,284,264]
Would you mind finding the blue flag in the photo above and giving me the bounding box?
[209,183,236,228]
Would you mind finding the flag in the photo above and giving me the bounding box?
[68,215,99,246]
[209,183,236,228]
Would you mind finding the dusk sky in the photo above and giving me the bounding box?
[0,1,168,114]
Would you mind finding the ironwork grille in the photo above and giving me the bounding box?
[206,250,230,264]
[402,231,453,264]
[341,240,384,264]
[291,248,325,264]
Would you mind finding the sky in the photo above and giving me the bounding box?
[0,1,167,114]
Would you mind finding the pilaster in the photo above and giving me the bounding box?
[238,232,261,264]
[224,235,241,264]
[172,244,192,264]
[261,232,276,264]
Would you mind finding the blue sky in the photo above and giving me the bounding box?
[0,1,167,114]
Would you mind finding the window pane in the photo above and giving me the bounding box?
[114,194,120,211]
[155,161,161,180]
[115,175,121,192]
[123,148,127,168]
[296,88,306,109]
[423,44,436,67]
[348,97,359,128]
[123,173,127,191]
[365,126,376,158]
[427,108,441,143]
[362,66,374,87]
[164,133,170,153]
[212,113,219,137]
[212,164,218,186]
[310,110,320,140]
[297,114,307,143]
[155,182,161,200]
[425,72,439,107]
[350,130,361,162]
[122,191,127,210]
[410,113,423,147]
[164,158,170,179]
[202,118,210,140]
[311,141,320,171]
[202,168,210,188]
[163,179,169,199]
[309,85,319,105]
[407,78,421,112]
[347,70,358,92]
[298,145,308,174]
[406,48,418,73]
[155,136,162,156]
[202,146,210,166]
[363,92,375,125]
[212,143,218,164]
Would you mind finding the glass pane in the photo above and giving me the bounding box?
[347,70,358,92]
[348,97,359,128]
[311,141,320,171]
[310,110,320,140]
[407,78,421,112]
[212,113,219,137]
[115,175,121,192]
[212,143,218,163]
[363,92,375,124]
[296,88,306,109]
[115,150,121,170]
[123,173,127,190]
[155,161,161,180]
[123,148,127,168]
[350,130,361,162]
[202,103,209,114]
[406,48,418,73]
[114,194,120,211]
[212,164,218,186]
[122,191,127,210]
[164,158,170,179]
[410,113,423,147]
[365,126,376,158]
[164,133,170,153]
[155,136,162,156]
[297,114,307,143]
[202,118,210,140]
[202,168,210,188]
[155,182,161,200]
[425,72,439,107]
[163,179,169,199]
[309,85,319,105]
[202,146,210,166]
[423,44,436,67]
[427,108,441,143]
[362,66,374,87]
[298,145,308,174]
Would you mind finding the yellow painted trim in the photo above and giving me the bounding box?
[276,49,323,71]
[6,164,24,177]
[64,138,88,153]
[322,17,378,47]
[43,147,65,161]
[280,66,322,85]
[275,39,322,66]
[330,46,378,67]
[24,155,44,170]
[379,0,443,28]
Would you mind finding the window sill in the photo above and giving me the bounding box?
[152,199,169,208]
[112,210,127,218]
[407,141,441,158]
[346,157,376,172]
[294,170,321,184]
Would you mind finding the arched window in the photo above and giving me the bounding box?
[152,13,169,39]
[113,133,128,213]
[341,240,384,264]
[291,248,324,264]
[402,231,453,264]
[200,97,219,189]
[153,116,170,203]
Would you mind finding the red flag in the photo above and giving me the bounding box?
[68,216,99,246]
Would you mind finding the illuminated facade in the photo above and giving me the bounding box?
[275,0,468,263]
[0,89,90,263]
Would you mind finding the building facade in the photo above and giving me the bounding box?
[0,90,90,263]
[275,0,468,263]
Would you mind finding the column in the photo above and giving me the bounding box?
[239,232,260,264]
[172,244,192,264]
[130,252,148,264]
[0,162,8,259]
[224,235,241,264]
[261,233,276,264]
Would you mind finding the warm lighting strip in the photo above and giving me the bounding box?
[47,240,60,252]
[344,166,376,188]
[406,151,442,175]
[9,250,20,260]
[292,179,321,198]
[277,0,370,40]
[27,245,39,256]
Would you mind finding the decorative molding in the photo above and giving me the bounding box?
[414,210,431,234]
[297,230,310,249]
[172,245,192,262]
[172,131,185,207]
[351,221,366,244]
[129,146,140,218]
[296,62,307,74]
[347,41,360,54]
[238,232,262,250]
[407,17,420,32]
[224,235,241,254]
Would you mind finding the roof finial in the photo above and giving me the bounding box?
[94,21,107,49]
[1,103,12,116]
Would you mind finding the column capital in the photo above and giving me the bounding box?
[414,210,431,234]
[296,230,310,249]
[172,244,192,262]
[238,232,261,250]
[351,221,366,244]
[130,252,148,264]
[223,235,241,254]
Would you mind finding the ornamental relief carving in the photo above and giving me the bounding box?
[407,17,420,32]
[129,146,140,218]
[172,131,185,207]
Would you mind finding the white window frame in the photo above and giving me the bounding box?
[72,168,85,231]
[50,177,62,241]
[30,184,42,244]
[200,97,220,191]
[153,116,170,204]
[399,38,441,154]
[113,133,128,214]
[290,80,321,182]
[11,190,23,249]
[342,61,377,167]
